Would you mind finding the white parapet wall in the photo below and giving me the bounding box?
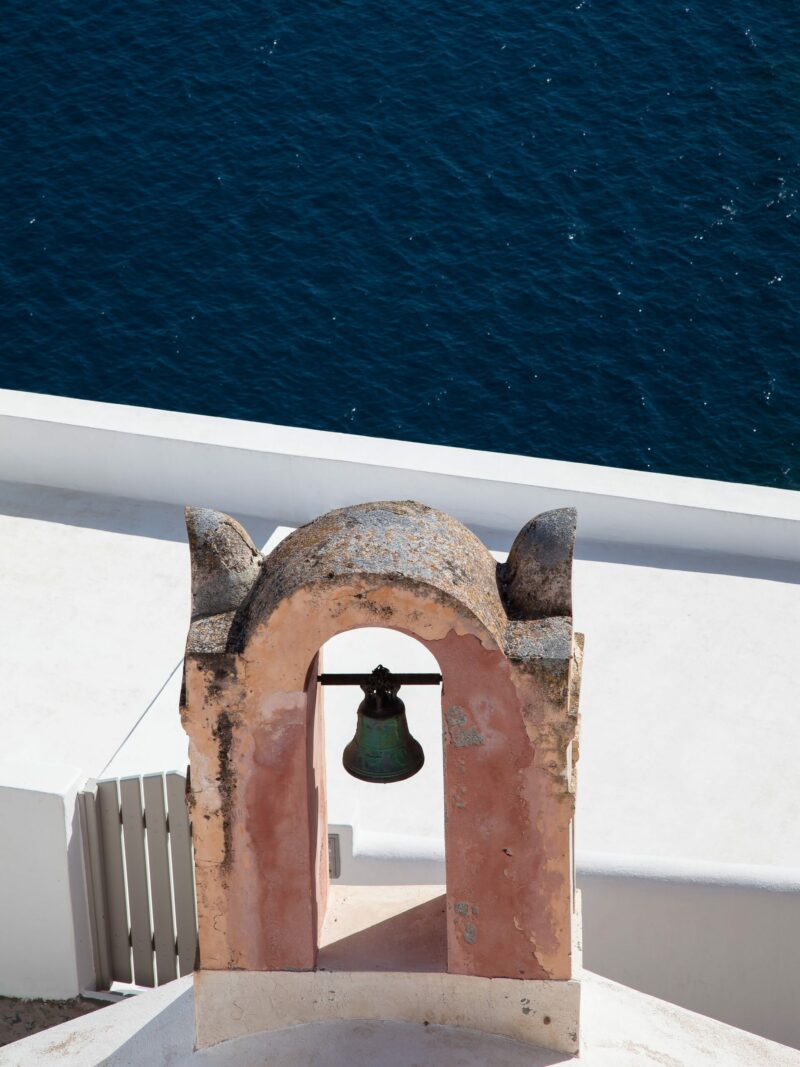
[0,388,798,561]
[0,761,94,999]
[578,853,800,1051]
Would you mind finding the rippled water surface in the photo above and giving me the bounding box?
[3,1,798,487]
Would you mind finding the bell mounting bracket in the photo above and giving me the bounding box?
[317,665,442,687]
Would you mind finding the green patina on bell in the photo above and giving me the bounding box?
[343,665,425,784]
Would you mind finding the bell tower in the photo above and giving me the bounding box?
[181,500,583,1054]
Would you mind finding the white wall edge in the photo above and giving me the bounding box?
[576,850,800,893]
[329,824,800,893]
[1,388,799,561]
[0,760,88,798]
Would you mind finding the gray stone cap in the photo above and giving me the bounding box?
[232,500,507,649]
[185,507,262,618]
[185,501,577,664]
[500,507,576,620]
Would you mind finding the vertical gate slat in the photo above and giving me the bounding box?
[142,774,178,984]
[77,785,112,989]
[120,777,155,987]
[166,772,197,976]
[96,779,132,984]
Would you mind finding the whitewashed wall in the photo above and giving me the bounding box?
[578,853,800,1050]
[0,761,94,998]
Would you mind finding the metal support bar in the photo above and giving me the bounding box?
[317,673,442,686]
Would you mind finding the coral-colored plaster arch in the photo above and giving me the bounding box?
[182,501,581,982]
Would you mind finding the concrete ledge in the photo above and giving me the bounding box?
[1,389,798,560]
[5,971,799,1066]
[0,976,194,1067]
[193,969,581,1054]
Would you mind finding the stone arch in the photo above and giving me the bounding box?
[182,501,581,982]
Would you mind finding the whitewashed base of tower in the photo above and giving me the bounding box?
[194,970,581,1054]
[193,885,582,1055]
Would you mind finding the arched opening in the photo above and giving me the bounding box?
[315,627,448,971]
[320,627,445,879]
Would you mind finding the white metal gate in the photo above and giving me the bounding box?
[78,771,197,989]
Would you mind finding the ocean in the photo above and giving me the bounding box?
[2,0,798,488]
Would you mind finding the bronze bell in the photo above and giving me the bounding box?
[342,665,425,784]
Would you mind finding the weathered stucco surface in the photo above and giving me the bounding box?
[181,500,581,984]
[194,967,581,1055]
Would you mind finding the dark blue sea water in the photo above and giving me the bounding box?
[2,1,798,488]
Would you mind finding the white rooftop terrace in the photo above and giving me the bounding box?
[0,388,798,1046]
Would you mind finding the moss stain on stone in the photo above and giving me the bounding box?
[212,709,236,872]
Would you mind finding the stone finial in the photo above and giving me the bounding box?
[501,508,577,619]
[185,507,261,618]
